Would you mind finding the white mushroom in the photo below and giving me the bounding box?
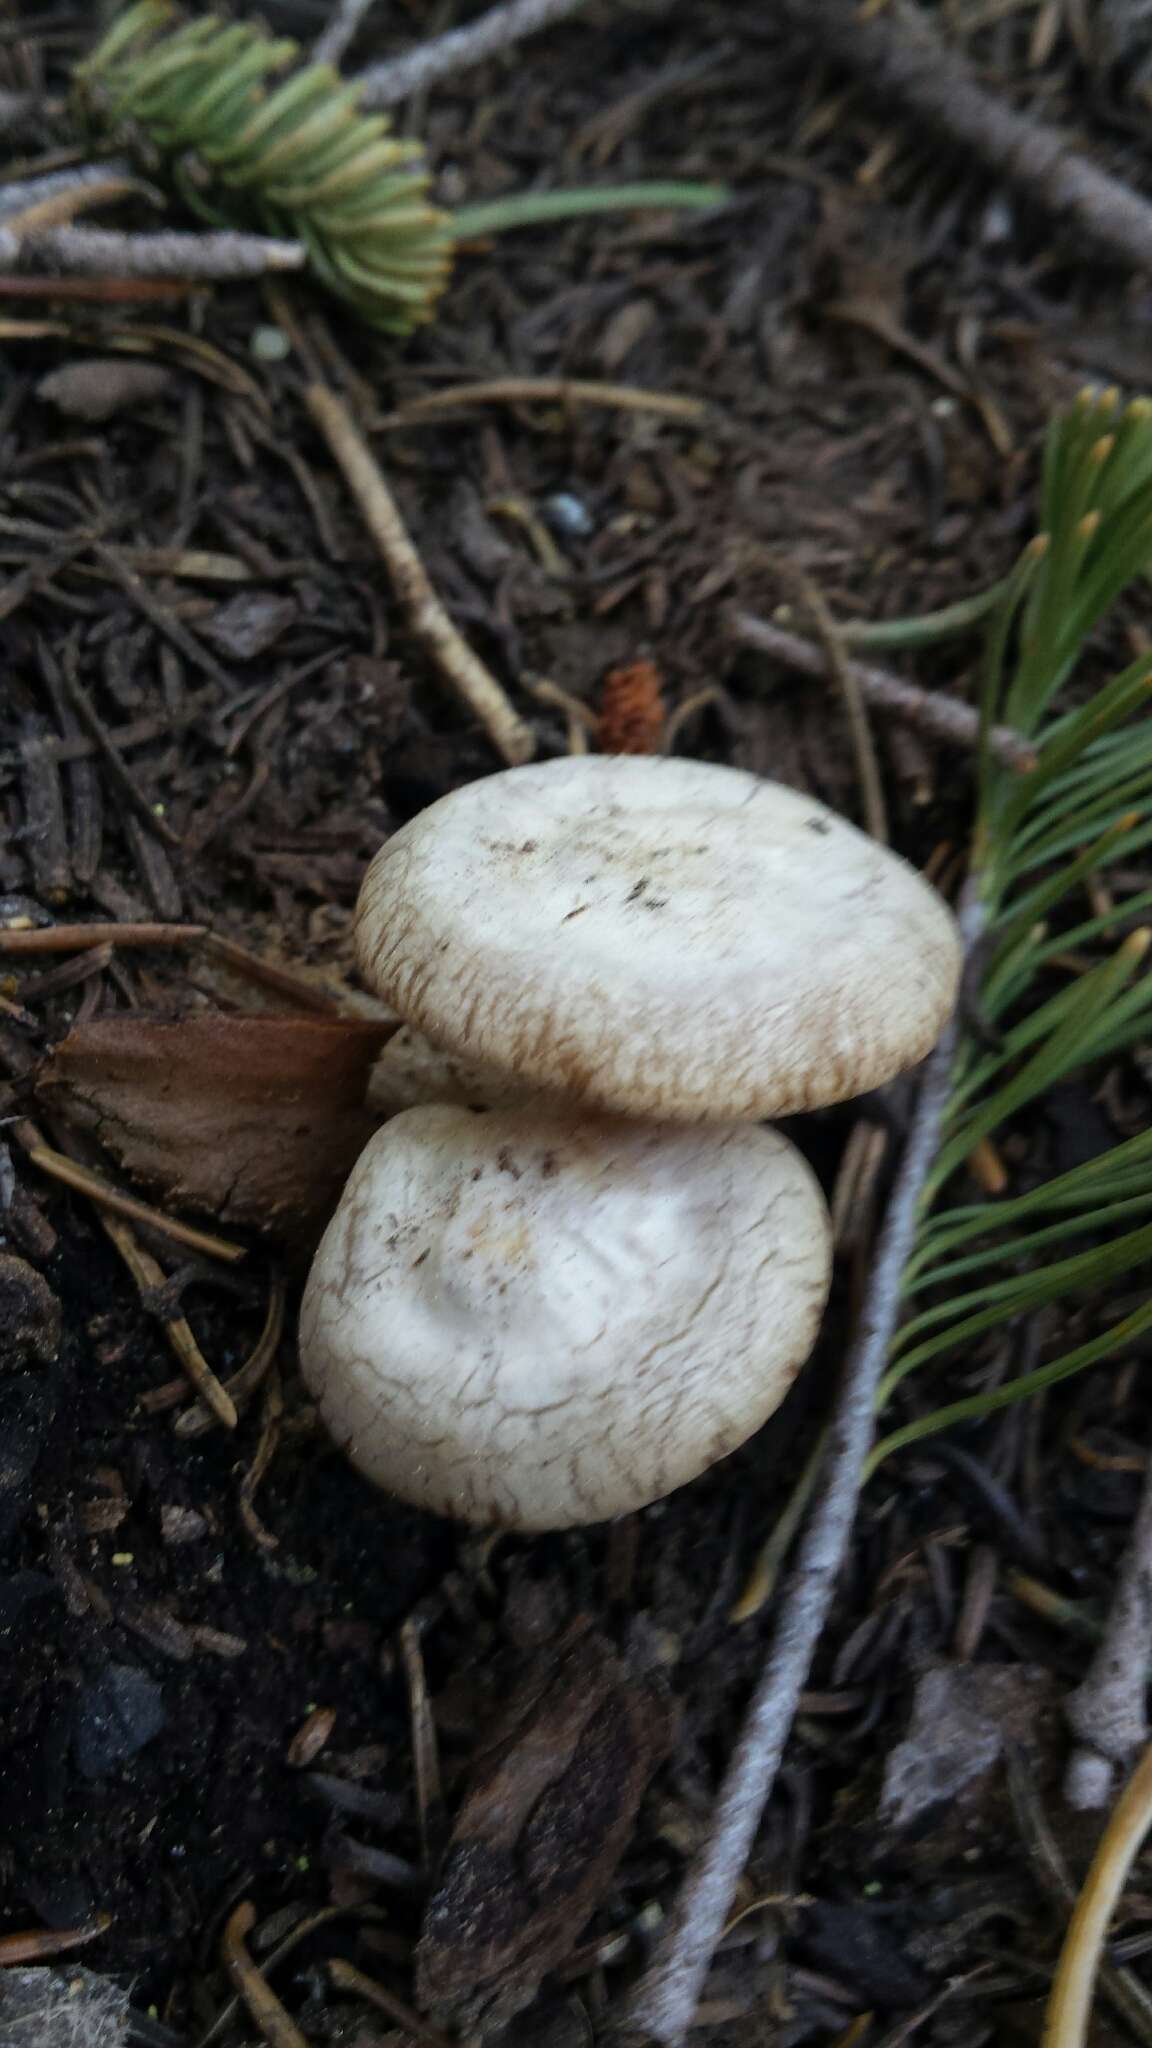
[299,1103,831,1530]
[367,1021,536,1118]
[355,755,961,1122]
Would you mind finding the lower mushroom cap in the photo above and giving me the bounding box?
[299,1102,832,1531]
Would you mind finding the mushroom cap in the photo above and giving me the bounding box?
[355,756,960,1121]
[298,1103,831,1530]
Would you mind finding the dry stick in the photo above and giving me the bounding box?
[0,1914,112,1966]
[313,0,379,68]
[379,377,707,426]
[620,890,984,2048]
[0,921,205,952]
[1,179,144,234]
[306,381,535,766]
[238,1368,283,1551]
[1007,1748,1152,2040]
[99,1211,239,1430]
[354,0,597,108]
[221,1902,310,2048]
[792,575,888,843]
[174,1279,286,1437]
[0,164,132,219]
[0,225,305,278]
[25,1142,245,1265]
[728,610,1036,771]
[91,543,240,696]
[0,277,196,305]
[201,930,351,1015]
[1064,1446,1152,1809]
[327,1958,457,2048]
[197,1907,386,2048]
[1045,1742,1152,2048]
[772,0,1152,275]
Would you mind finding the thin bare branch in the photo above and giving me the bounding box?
[354,0,597,109]
[790,574,889,843]
[313,0,379,69]
[619,889,984,2047]
[773,0,1152,276]
[728,610,1036,771]
[0,161,135,223]
[0,225,305,279]
[306,381,536,766]
[380,376,706,426]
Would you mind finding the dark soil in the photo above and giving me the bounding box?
[2,3,1151,2044]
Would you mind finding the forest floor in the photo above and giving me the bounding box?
[2,2,1152,2044]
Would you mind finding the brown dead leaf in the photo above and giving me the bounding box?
[37,1014,394,1246]
[416,1621,676,2036]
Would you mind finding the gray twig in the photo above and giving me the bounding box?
[1064,1447,1152,1809]
[771,0,1152,275]
[314,0,380,69]
[0,225,305,279]
[618,889,984,2048]
[0,161,135,223]
[354,0,598,109]
[728,610,1036,771]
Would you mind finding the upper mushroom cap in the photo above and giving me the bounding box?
[298,1102,831,1530]
[355,756,961,1122]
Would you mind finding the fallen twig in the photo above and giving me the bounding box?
[0,277,199,305]
[198,1907,385,2048]
[1008,1747,1152,2039]
[1045,1742,1152,2048]
[354,0,597,108]
[773,0,1152,277]
[222,1901,310,2048]
[728,610,1036,771]
[238,1368,283,1551]
[327,1957,457,2048]
[313,0,379,68]
[306,381,535,766]
[620,889,984,2046]
[101,1211,240,1430]
[0,161,136,224]
[0,921,205,952]
[1064,1445,1152,1808]
[173,1279,285,1437]
[379,376,707,426]
[0,1913,112,1966]
[91,543,240,695]
[1,180,144,236]
[0,225,304,278]
[25,1140,245,1266]
[789,574,888,842]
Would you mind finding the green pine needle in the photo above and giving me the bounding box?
[78,4,727,334]
[871,387,1152,1470]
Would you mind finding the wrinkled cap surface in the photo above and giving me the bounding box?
[355,756,961,1120]
[299,1103,831,1530]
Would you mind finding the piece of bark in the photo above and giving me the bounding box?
[417,1622,676,2035]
